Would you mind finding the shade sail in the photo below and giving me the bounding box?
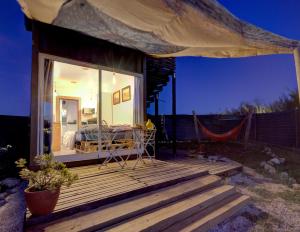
[18,0,300,58]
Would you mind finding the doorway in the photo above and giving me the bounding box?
[52,96,81,154]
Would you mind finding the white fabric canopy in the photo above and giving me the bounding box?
[18,0,300,58]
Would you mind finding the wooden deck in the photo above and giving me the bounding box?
[26,158,243,229]
[171,157,243,176]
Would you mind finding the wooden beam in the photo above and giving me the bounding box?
[30,22,40,167]
[154,93,159,157]
[192,111,201,144]
[172,73,177,156]
[143,57,147,121]
[155,94,159,117]
[294,47,300,105]
[244,112,253,149]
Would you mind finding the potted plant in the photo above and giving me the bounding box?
[15,154,78,216]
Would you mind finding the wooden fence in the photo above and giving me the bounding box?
[150,109,300,149]
[0,110,299,155]
[0,115,30,159]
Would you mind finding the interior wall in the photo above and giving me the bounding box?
[52,61,99,124]
[112,73,134,125]
[101,70,135,125]
[102,92,113,125]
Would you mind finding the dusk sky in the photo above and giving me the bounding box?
[1,1,300,116]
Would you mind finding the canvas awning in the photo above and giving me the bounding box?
[18,0,300,58]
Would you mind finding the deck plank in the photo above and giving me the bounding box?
[26,158,242,227]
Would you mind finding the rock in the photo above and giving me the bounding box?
[263,147,277,157]
[218,157,230,163]
[196,155,204,160]
[7,188,18,194]
[260,161,266,167]
[0,184,26,232]
[208,215,253,232]
[263,163,276,175]
[228,173,255,186]
[1,178,20,189]
[288,177,296,185]
[280,172,289,180]
[241,204,266,222]
[279,157,285,164]
[269,158,281,165]
[208,155,219,162]
[292,183,300,190]
[0,192,8,200]
[263,146,272,153]
[270,152,277,158]
[0,199,6,207]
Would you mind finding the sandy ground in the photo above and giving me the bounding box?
[210,167,300,232]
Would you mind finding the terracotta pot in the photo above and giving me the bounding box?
[24,188,60,216]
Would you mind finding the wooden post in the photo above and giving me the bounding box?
[30,22,40,167]
[154,93,159,156]
[296,108,299,148]
[293,48,300,148]
[143,57,148,122]
[294,48,300,106]
[154,94,159,117]
[172,73,177,156]
[244,111,253,149]
[192,110,201,143]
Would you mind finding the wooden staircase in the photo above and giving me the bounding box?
[27,174,250,232]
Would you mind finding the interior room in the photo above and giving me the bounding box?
[51,61,99,156]
[46,60,136,159]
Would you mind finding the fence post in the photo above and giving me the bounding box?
[296,108,299,148]
[254,113,257,141]
[192,110,201,143]
[244,111,253,149]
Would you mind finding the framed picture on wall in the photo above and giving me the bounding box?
[122,86,131,102]
[113,90,120,105]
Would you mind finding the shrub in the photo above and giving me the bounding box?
[15,154,78,191]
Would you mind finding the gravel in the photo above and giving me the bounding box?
[0,180,26,232]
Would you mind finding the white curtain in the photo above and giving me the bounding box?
[133,76,143,125]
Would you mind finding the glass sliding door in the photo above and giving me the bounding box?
[43,59,99,160]
[41,57,143,162]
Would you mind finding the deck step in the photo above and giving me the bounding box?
[166,195,251,232]
[26,167,209,227]
[26,174,222,231]
[105,185,237,232]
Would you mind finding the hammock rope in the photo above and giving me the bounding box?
[196,116,248,142]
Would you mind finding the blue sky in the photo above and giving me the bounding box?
[0,1,299,116]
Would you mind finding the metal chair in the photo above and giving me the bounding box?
[143,127,156,163]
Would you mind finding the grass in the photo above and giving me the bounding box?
[189,141,300,183]
[248,186,300,204]
[277,190,300,204]
[254,214,283,232]
[251,187,274,199]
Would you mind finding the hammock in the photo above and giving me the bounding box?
[196,116,248,142]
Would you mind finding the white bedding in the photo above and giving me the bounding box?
[62,131,76,149]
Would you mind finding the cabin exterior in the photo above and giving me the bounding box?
[26,19,175,166]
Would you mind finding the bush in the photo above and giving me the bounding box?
[16,154,78,191]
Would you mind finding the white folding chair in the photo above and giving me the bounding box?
[143,127,156,163]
